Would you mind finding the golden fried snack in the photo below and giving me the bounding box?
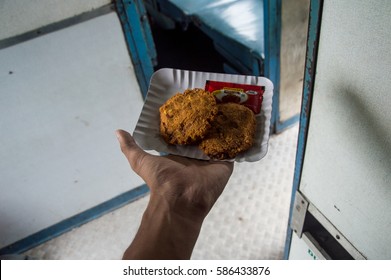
[199,103,256,159]
[159,88,218,145]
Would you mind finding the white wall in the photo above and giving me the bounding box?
[300,0,391,259]
[0,0,111,40]
[0,12,145,248]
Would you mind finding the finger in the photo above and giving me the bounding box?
[115,129,149,176]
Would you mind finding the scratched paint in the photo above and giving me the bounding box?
[284,0,323,259]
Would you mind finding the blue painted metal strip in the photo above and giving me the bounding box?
[283,0,323,260]
[135,0,158,65]
[276,113,300,132]
[0,184,150,255]
[264,0,302,133]
[115,0,156,98]
[263,0,282,134]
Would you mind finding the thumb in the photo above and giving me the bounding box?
[115,129,149,176]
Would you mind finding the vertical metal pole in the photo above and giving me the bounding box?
[263,0,282,134]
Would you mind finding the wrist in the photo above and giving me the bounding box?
[123,193,203,259]
[147,192,205,234]
[153,180,215,223]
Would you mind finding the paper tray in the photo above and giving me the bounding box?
[133,68,273,162]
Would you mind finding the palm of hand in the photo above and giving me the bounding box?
[116,129,233,218]
[137,153,234,217]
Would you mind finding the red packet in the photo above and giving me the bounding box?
[205,80,264,114]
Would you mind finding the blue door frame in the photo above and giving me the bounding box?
[264,0,303,133]
[283,0,323,259]
[264,0,282,133]
[115,0,157,98]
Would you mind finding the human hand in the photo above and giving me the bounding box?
[116,129,234,220]
[116,129,234,259]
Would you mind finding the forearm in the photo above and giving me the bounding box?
[122,194,204,260]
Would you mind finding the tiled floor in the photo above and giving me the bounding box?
[25,124,299,260]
